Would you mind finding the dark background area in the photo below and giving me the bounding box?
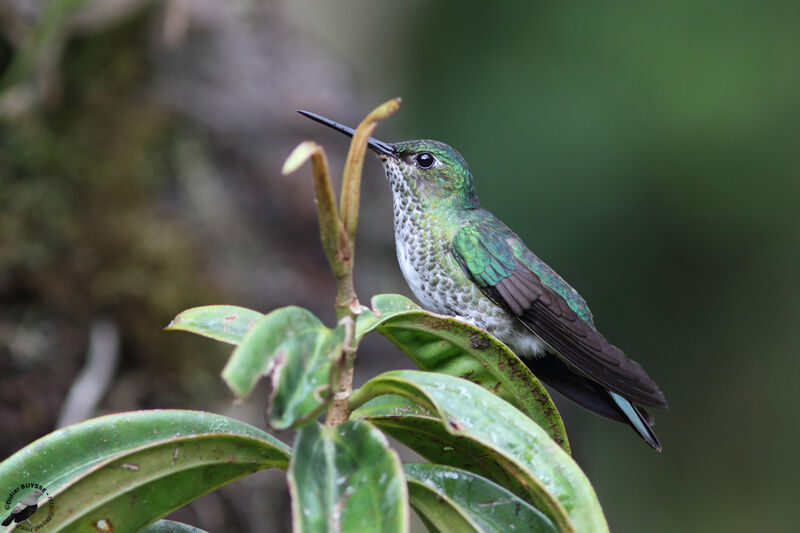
[1,1,798,531]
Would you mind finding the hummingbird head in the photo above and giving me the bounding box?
[381,139,480,209]
[298,110,480,210]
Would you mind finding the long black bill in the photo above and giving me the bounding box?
[297,110,395,156]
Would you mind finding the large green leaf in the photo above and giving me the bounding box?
[25,435,284,532]
[166,305,264,345]
[404,463,555,533]
[0,410,289,533]
[351,412,523,495]
[0,410,288,497]
[356,294,569,452]
[349,371,608,533]
[405,477,479,533]
[288,420,408,533]
[352,401,547,506]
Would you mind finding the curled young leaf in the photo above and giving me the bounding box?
[220,306,322,400]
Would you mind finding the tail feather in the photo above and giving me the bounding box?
[524,354,662,451]
[607,391,661,452]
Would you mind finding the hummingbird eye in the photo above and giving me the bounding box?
[415,152,435,169]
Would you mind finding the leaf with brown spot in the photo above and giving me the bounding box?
[166,305,264,345]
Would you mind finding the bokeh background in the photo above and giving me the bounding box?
[1,1,798,531]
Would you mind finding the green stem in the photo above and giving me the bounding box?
[324,99,401,425]
[287,99,401,425]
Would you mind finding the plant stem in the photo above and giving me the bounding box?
[323,98,400,425]
[325,315,355,426]
[287,99,401,425]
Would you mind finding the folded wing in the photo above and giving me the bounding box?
[452,217,667,409]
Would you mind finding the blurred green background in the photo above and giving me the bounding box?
[1,1,798,531]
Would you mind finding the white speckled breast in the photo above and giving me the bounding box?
[382,159,547,358]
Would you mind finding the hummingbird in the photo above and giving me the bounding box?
[299,110,668,450]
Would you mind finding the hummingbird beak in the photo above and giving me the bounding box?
[297,110,395,157]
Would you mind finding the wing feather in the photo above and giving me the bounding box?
[453,218,667,408]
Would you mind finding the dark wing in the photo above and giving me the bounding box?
[452,219,667,408]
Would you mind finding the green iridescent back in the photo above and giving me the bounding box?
[454,210,594,325]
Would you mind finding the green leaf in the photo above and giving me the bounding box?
[351,413,521,495]
[351,394,434,419]
[405,479,479,533]
[0,410,290,532]
[288,420,408,533]
[356,294,569,452]
[350,371,608,533]
[139,519,209,532]
[354,294,422,341]
[166,305,264,345]
[268,325,345,430]
[29,436,284,532]
[219,306,322,401]
[404,463,556,533]
[0,410,288,497]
